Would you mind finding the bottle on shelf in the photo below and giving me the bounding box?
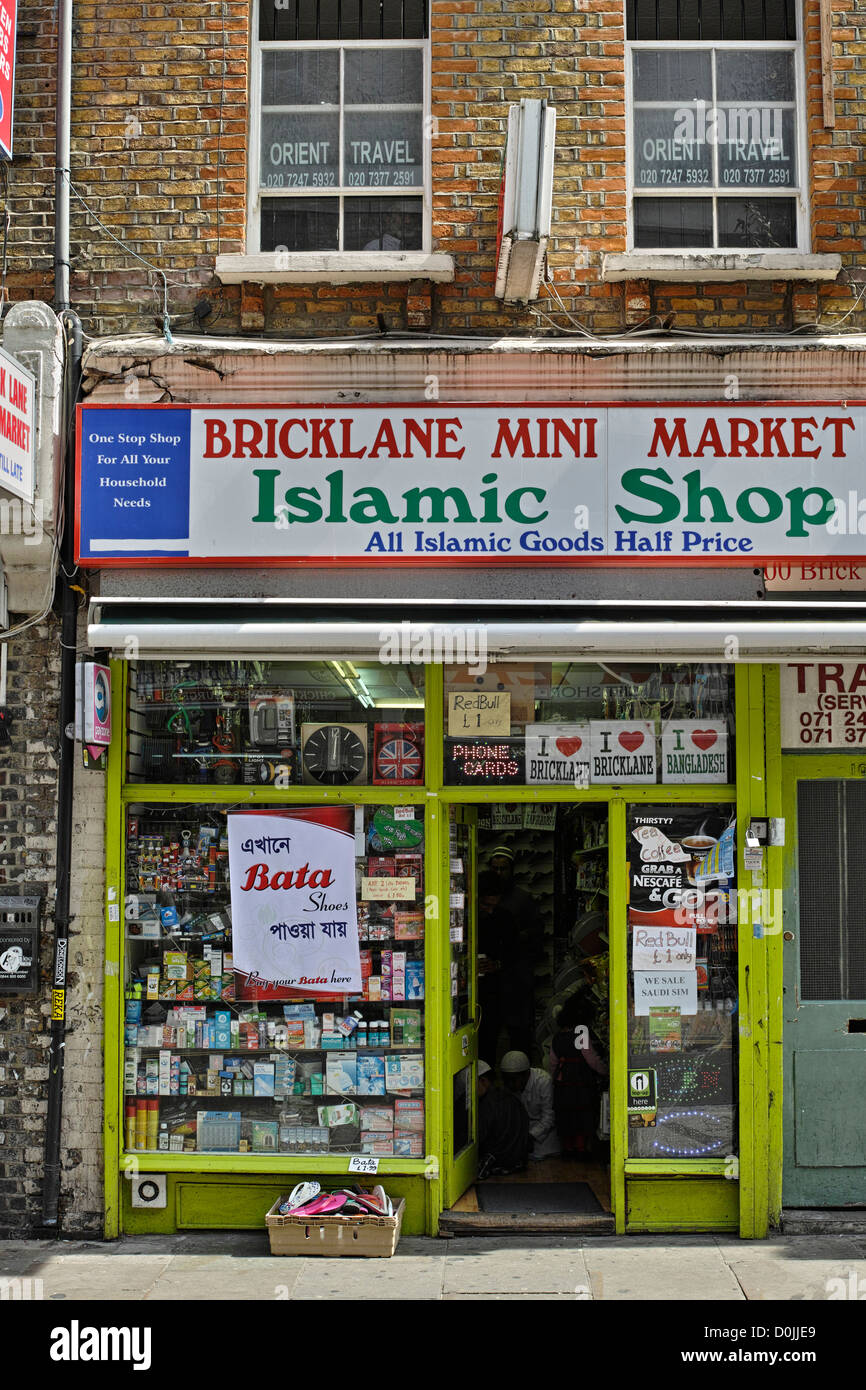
[158,880,180,932]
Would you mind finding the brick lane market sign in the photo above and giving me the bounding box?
[74,402,866,565]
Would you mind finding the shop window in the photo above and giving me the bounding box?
[626,0,804,251]
[126,659,424,788]
[626,803,739,1160]
[443,662,734,788]
[123,803,426,1158]
[252,0,428,253]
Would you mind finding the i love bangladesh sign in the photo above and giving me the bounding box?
[76,401,866,565]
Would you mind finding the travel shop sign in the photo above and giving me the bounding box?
[75,402,866,565]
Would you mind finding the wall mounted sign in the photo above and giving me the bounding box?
[0,0,17,161]
[0,342,34,502]
[76,402,866,566]
[0,924,37,993]
[83,662,111,746]
[780,661,866,749]
[525,723,590,785]
[661,720,728,783]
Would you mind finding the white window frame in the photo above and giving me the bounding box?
[215,0,453,283]
[624,5,811,258]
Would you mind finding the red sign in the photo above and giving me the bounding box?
[0,0,16,160]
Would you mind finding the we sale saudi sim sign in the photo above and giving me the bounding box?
[76,401,866,565]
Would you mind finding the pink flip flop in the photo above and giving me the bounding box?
[291,1192,348,1216]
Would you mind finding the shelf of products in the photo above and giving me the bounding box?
[126,658,425,787]
[123,800,427,1158]
[443,661,735,788]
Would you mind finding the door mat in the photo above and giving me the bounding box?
[476,1182,603,1215]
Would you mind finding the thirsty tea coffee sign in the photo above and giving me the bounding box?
[228,807,360,995]
[627,805,736,937]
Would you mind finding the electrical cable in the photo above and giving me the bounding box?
[0,162,10,320]
[62,172,173,341]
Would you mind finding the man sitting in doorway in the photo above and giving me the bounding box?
[500,1050,561,1161]
[477,1059,530,1179]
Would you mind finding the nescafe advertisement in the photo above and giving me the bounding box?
[627,805,736,936]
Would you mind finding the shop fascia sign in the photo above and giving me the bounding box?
[75,401,866,566]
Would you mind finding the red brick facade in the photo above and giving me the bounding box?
[5,0,866,336]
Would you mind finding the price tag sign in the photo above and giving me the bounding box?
[394,806,415,820]
[348,1155,380,1175]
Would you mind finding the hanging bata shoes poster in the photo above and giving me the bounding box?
[228,807,361,997]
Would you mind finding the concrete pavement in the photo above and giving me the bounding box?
[3,1231,866,1300]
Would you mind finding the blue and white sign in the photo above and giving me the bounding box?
[77,401,866,565]
[77,407,191,558]
[83,662,111,746]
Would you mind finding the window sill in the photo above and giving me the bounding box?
[215,252,455,286]
[602,252,842,283]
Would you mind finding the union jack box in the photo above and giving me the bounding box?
[372,723,424,786]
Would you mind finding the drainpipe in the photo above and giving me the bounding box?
[41,0,77,1230]
[54,0,71,312]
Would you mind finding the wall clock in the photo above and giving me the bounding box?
[301,722,368,785]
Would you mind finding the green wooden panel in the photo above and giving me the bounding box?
[122,1174,427,1235]
[627,1178,739,1232]
[793,1051,866,1171]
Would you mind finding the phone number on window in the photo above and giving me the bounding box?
[722,168,793,184]
[638,168,710,184]
[264,173,336,187]
[347,171,420,186]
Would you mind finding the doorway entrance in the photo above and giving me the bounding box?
[783,755,866,1208]
[442,801,614,1231]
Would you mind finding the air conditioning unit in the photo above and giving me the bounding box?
[495,99,556,304]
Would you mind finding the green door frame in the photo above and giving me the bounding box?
[103,659,782,1238]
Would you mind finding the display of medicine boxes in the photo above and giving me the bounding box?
[125,806,427,1159]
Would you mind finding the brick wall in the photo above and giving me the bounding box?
[4,0,864,338]
[0,616,104,1238]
